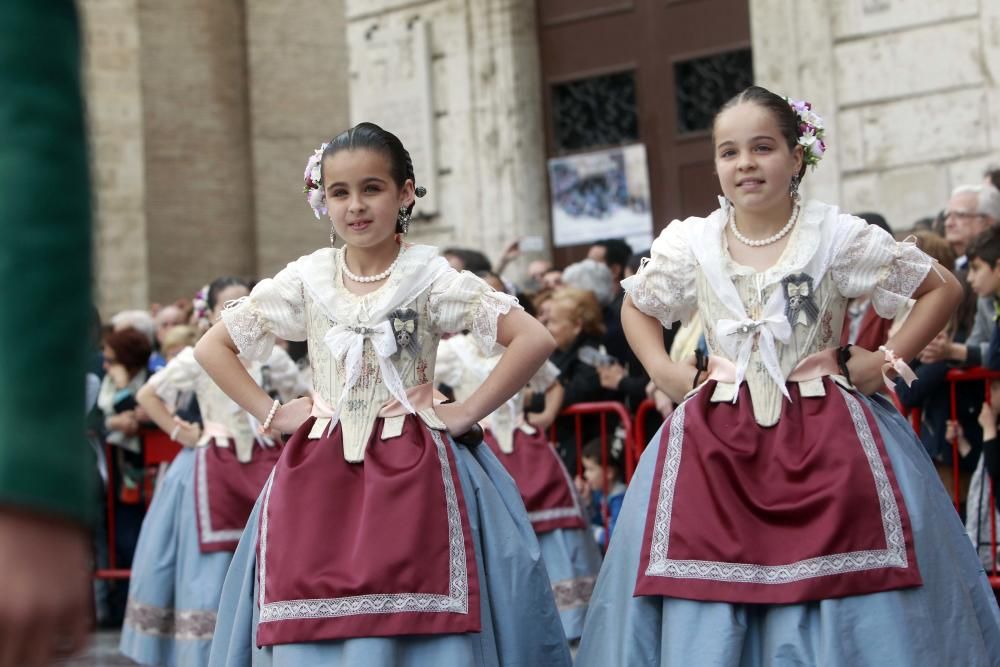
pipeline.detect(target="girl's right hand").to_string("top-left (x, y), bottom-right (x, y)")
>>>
top-left (270, 396), bottom-right (314, 435)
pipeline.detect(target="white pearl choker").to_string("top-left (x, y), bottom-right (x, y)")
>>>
top-left (729, 202), bottom-right (800, 247)
top-left (342, 247), bottom-right (403, 283)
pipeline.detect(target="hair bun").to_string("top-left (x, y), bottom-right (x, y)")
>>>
top-left (415, 186), bottom-right (427, 198)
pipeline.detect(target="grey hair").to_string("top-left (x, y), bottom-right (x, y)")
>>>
top-left (561, 259), bottom-right (615, 307)
top-left (110, 309), bottom-right (156, 346)
top-left (952, 184), bottom-right (1000, 222)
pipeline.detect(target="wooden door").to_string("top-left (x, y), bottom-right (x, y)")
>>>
top-left (537, 0), bottom-right (752, 267)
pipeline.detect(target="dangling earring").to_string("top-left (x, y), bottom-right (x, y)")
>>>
top-left (397, 206), bottom-right (411, 234)
top-left (329, 223), bottom-right (337, 247)
top-left (789, 175), bottom-right (801, 202)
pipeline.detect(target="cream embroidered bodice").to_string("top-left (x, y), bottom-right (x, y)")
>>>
top-left (623, 200), bottom-right (933, 426)
top-left (148, 345), bottom-right (302, 462)
top-left (436, 334), bottom-right (560, 453)
top-left (222, 244), bottom-right (519, 461)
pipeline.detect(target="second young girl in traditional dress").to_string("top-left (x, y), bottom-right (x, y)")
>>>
top-left (120, 278), bottom-right (301, 666)
top-left (197, 123), bottom-right (572, 665)
top-left (435, 274), bottom-right (602, 641)
top-left (576, 86), bottom-right (1000, 665)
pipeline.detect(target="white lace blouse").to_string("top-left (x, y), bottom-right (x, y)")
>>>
top-left (436, 334), bottom-right (560, 453)
top-left (147, 345), bottom-right (302, 462)
top-left (622, 199), bottom-right (933, 426)
top-left (221, 244), bottom-right (520, 461)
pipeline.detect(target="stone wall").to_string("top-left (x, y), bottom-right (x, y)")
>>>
top-left (751, 0), bottom-right (1000, 230)
top-left (344, 0), bottom-right (549, 277)
top-left (81, 0), bottom-right (349, 317)
top-left (246, 1), bottom-right (351, 277)
top-left (138, 0), bottom-right (257, 305)
top-left (80, 0), bottom-right (149, 316)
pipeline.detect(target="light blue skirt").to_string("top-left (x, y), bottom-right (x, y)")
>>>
top-left (208, 438), bottom-right (572, 666)
top-left (120, 448), bottom-right (235, 666)
top-left (576, 393), bottom-right (1000, 666)
top-left (538, 527), bottom-right (602, 640)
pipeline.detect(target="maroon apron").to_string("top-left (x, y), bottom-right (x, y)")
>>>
top-left (484, 428), bottom-right (586, 534)
top-left (194, 439), bottom-right (282, 553)
top-left (634, 378), bottom-right (921, 604)
top-left (254, 414), bottom-right (481, 646)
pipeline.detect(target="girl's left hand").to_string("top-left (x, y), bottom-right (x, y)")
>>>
top-left (434, 401), bottom-right (477, 438)
top-left (845, 346), bottom-right (891, 396)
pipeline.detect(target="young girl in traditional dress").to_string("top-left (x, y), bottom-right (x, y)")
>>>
top-left (120, 277), bottom-right (301, 666)
top-left (435, 274), bottom-right (602, 641)
top-left (197, 123), bottom-right (572, 665)
top-left (576, 86), bottom-right (1000, 665)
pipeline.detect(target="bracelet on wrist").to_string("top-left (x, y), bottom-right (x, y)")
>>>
top-left (170, 425), bottom-right (181, 441)
top-left (260, 399), bottom-right (281, 434)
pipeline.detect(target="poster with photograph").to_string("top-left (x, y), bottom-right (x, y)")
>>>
top-left (548, 143), bottom-right (653, 250)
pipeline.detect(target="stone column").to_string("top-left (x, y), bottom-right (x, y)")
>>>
top-left (80, 0), bottom-right (149, 316)
top-left (138, 0), bottom-right (256, 305)
top-left (245, 0), bottom-right (351, 277)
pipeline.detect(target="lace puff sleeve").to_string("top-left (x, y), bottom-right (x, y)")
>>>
top-left (221, 262), bottom-right (307, 361)
top-left (621, 218), bottom-right (699, 328)
top-left (147, 346), bottom-right (201, 410)
top-left (830, 219), bottom-right (934, 318)
top-left (428, 270), bottom-right (522, 354)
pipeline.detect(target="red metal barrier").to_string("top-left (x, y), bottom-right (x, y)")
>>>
top-left (633, 398), bottom-right (662, 469)
top-left (94, 428), bottom-right (183, 581)
top-left (912, 367), bottom-right (1000, 589)
top-left (548, 401), bottom-right (634, 539)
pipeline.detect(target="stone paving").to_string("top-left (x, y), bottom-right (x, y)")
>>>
top-left (57, 631), bottom-right (132, 667)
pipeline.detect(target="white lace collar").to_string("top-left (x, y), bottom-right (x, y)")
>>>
top-left (294, 244), bottom-right (450, 325)
top-left (709, 198), bottom-right (831, 287)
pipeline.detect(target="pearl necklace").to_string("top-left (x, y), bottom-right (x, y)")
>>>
top-left (342, 247), bottom-right (403, 283)
top-left (729, 202), bottom-right (800, 247)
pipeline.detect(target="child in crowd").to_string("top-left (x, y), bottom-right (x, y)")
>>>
top-left (576, 86), bottom-right (1000, 665)
top-left (436, 276), bottom-right (601, 641)
top-left (196, 123), bottom-right (571, 665)
top-left (575, 438), bottom-right (626, 551)
top-left (962, 226), bottom-right (1000, 567)
top-left (119, 277), bottom-right (301, 666)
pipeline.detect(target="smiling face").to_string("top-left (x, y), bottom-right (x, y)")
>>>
top-left (714, 102), bottom-right (803, 216)
top-left (323, 148), bottom-right (414, 251)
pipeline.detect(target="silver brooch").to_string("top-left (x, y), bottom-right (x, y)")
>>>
top-left (781, 273), bottom-right (819, 327)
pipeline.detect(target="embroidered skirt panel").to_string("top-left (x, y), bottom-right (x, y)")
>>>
top-left (255, 415), bottom-right (481, 645)
top-left (634, 378), bottom-right (921, 603)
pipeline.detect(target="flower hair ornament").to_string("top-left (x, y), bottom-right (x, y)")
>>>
top-left (303, 142), bottom-right (429, 222)
top-left (303, 143), bottom-right (329, 219)
top-left (192, 285), bottom-right (210, 329)
top-left (786, 98), bottom-right (827, 169)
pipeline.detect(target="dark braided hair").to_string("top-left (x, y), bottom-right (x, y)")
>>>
top-left (320, 122), bottom-right (427, 230)
top-left (207, 276), bottom-right (251, 311)
top-left (714, 85), bottom-right (808, 179)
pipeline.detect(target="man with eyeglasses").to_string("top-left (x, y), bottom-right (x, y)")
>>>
top-left (919, 184), bottom-right (1000, 369)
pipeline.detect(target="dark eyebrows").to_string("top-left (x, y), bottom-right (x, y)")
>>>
top-left (715, 135), bottom-right (779, 150)
top-left (326, 176), bottom-right (389, 189)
